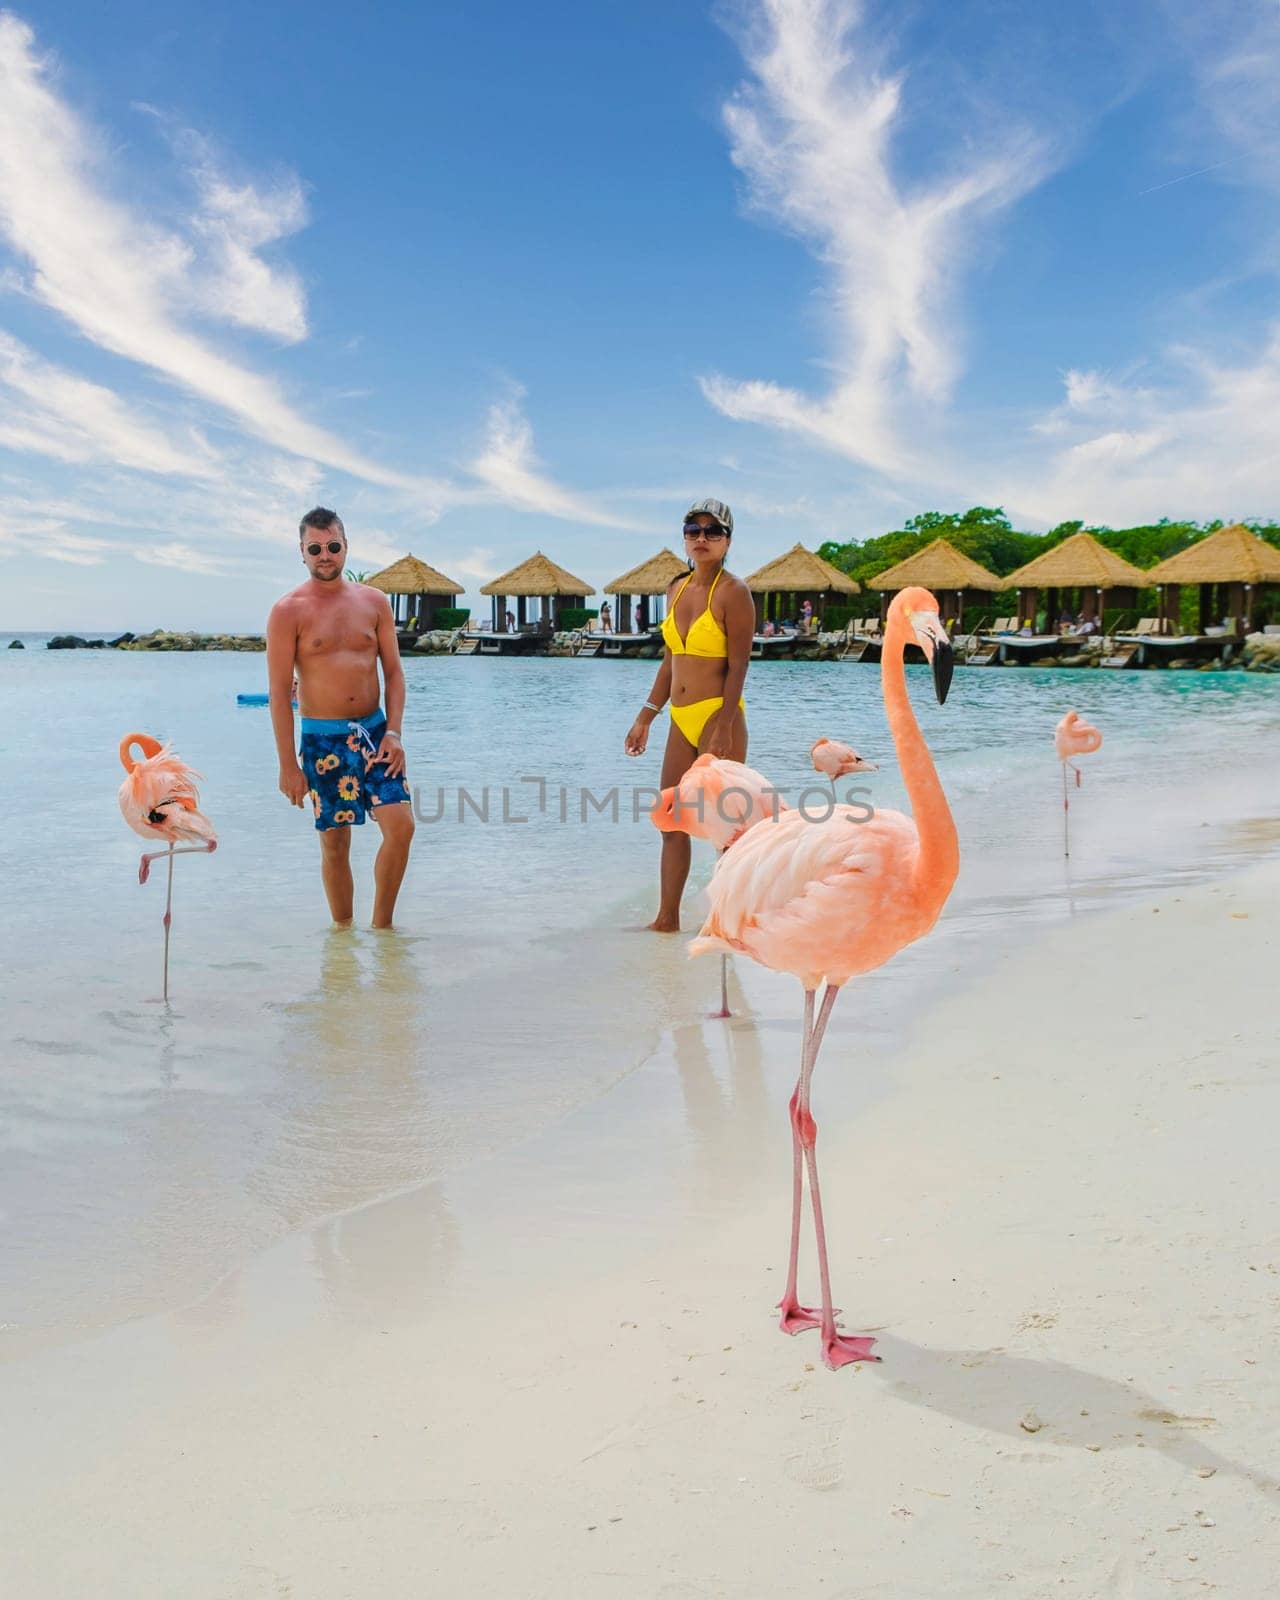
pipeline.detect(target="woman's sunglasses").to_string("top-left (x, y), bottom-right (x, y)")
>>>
top-left (683, 523), bottom-right (728, 540)
top-left (305, 541), bottom-right (344, 556)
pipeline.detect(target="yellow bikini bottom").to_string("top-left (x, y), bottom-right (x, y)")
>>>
top-left (669, 696), bottom-right (746, 748)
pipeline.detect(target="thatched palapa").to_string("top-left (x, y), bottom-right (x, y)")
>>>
top-left (869, 538), bottom-right (1003, 629)
top-left (1002, 532), bottom-right (1147, 631)
top-left (603, 548), bottom-right (689, 632)
top-left (744, 543), bottom-right (859, 630)
top-left (1146, 525), bottom-right (1280, 635)
top-left (364, 553), bottom-right (465, 630)
top-left (480, 551), bottom-right (594, 633)
top-left (870, 538), bottom-right (1003, 593)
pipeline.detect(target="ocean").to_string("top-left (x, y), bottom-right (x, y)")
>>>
top-left (2, 636), bottom-right (1278, 1356)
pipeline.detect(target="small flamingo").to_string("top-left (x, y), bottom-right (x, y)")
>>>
top-left (810, 737), bottom-right (878, 799)
top-left (653, 586), bottom-right (958, 1370)
top-left (118, 733), bottom-right (217, 999)
top-left (651, 756), bottom-right (788, 1018)
top-left (1054, 710), bottom-right (1102, 858)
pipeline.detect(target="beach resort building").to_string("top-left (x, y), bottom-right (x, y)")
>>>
top-left (744, 543), bottom-right (860, 631)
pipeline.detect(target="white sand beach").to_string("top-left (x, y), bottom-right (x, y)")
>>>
top-left (5, 853), bottom-right (1278, 1598)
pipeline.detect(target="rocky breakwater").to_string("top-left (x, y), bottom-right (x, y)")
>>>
top-left (118, 630), bottom-right (264, 651)
top-left (412, 629), bottom-right (464, 654)
top-left (1242, 632), bottom-right (1280, 673)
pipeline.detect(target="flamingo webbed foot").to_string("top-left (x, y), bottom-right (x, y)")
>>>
top-left (778, 1298), bottom-right (828, 1336)
top-left (822, 1332), bottom-right (879, 1369)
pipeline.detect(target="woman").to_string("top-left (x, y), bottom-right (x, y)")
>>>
top-left (624, 498), bottom-right (755, 931)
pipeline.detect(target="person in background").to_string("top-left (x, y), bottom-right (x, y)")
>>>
top-left (600, 601), bottom-right (613, 633)
top-left (624, 499), bottom-right (754, 932)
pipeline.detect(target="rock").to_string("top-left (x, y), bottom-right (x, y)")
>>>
top-left (7, 639), bottom-right (23, 648)
top-left (1242, 634), bottom-right (1280, 672)
top-left (107, 632), bottom-right (135, 648)
top-left (1019, 1410), bottom-right (1046, 1433)
top-left (46, 634), bottom-right (89, 649)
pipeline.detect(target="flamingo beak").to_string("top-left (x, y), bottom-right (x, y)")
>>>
top-left (911, 611), bottom-right (954, 704)
top-left (843, 756), bottom-right (879, 773)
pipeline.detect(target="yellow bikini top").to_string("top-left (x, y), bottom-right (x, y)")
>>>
top-left (662, 567), bottom-right (728, 658)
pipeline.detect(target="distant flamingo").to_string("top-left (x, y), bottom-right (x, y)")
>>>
top-left (653, 586), bottom-right (958, 1369)
top-left (810, 737), bottom-right (878, 799)
top-left (118, 733), bottom-right (217, 999)
top-left (1054, 710), bottom-right (1102, 858)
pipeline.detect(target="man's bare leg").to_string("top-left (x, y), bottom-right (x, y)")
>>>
top-left (319, 827), bottom-right (355, 925)
top-left (371, 803), bottom-right (414, 929)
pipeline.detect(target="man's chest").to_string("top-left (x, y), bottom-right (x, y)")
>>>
top-left (297, 606), bottom-right (378, 656)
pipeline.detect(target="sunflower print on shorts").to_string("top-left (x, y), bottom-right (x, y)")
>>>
top-left (298, 714), bottom-right (410, 832)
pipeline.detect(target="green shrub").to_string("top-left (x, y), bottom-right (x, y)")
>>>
top-left (821, 605), bottom-right (860, 633)
top-left (559, 608), bottom-right (598, 631)
top-left (433, 607), bottom-right (470, 629)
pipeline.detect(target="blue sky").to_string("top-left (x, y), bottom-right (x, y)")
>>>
top-left (2, 0), bottom-right (1279, 630)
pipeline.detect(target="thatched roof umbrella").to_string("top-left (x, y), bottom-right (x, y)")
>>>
top-left (868, 538), bottom-right (1004, 630)
top-left (744, 543), bottom-right (860, 631)
top-left (1146, 524), bottom-right (1280, 635)
top-left (363, 553), bottom-right (465, 630)
top-left (1002, 532), bottom-right (1148, 632)
top-left (604, 547), bottom-right (689, 632)
top-left (480, 551), bottom-right (594, 633)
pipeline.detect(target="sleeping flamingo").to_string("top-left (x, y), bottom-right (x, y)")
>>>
top-left (1054, 710), bottom-right (1102, 858)
top-left (810, 737), bottom-right (878, 798)
top-left (118, 733), bottom-right (217, 1000)
top-left (653, 586), bottom-right (958, 1369)
top-left (650, 756), bottom-right (791, 1019)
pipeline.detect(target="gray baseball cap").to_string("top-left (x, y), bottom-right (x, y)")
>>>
top-left (684, 497), bottom-right (733, 534)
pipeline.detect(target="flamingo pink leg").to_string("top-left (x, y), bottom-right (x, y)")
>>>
top-left (708, 953), bottom-right (731, 1020)
top-left (795, 983), bottom-right (878, 1368)
top-left (138, 839), bottom-right (217, 885)
top-left (1062, 763), bottom-right (1070, 858)
top-left (779, 989), bottom-right (824, 1334)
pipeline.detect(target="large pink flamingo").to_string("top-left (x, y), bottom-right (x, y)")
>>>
top-left (653, 586), bottom-right (958, 1369)
top-left (1054, 710), bottom-right (1102, 858)
top-left (118, 733), bottom-right (217, 999)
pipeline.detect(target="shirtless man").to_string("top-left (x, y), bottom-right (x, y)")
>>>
top-left (266, 508), bottom-right (415, 928)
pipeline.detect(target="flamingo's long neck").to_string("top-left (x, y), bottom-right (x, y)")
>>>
top-left (882, 612), bottom-right (959, 913)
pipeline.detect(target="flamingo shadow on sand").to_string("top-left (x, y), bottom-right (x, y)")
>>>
top-left (654, 586), bottom-right (959, 1370)
top-left (870, 1334), bottom-right (1279, 1495)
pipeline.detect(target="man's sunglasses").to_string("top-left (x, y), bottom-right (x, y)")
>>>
top-left (305, 541), bottom-right (344, 556)
top-left (683, 522), bottom-right (728, 540)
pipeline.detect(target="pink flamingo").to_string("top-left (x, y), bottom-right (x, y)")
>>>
top-left (810, 737), bottom-right (878, 798)
top-left (651, 756), bottom-right (790, 1019)
top-left (1054, 710), bottom-right (1102, 858)
top-left (653, 586), bottom-right (958, 1369)
top-left (118, 733), bottom-right (217, 1000)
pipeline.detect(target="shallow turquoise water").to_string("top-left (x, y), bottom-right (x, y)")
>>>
top-left (1, 640), bottom-right (1277, 1352)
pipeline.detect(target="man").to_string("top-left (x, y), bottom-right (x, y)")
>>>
top-left (266, 508), bottom-right (415, 928)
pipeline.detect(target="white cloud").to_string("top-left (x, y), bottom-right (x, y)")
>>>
top-left (132, 540), bottom-right (230, 575)
top-left (998, 327), bottom-right (1280, 524)
top-left (0, 15), bottom-right (443, 496)
top-left (703, 0), bottom-right (1052, 473)
top-left (187, 158), bottom-right (310, 342)
top-left (0, 332), bottom-right (218, 476)
top-left (468, 388), bottom-right (652, 530)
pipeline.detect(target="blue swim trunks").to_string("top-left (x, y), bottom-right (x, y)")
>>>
top-left (299, 711), bottom-right (410, 831)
